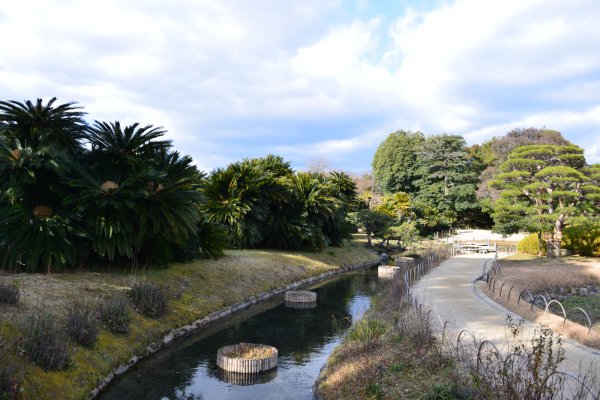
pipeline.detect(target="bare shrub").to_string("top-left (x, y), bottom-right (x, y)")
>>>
top-left (396, 303), bottom-right (435, 357)
top-left (65, 301), bottom-right (98, 347)
top-left (462, 316), bottom-right (595, 400)
top-left (18, 310), bottom-right (69, 371)
top-left (98, 293), bottom-right (130, 333)
top-left (0, 282), bottom-right (19, 305)
top-left (129, 280), bottom-right (169, 318)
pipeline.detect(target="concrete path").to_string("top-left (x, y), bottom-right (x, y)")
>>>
top-left (412, 254), bottom-right (600, 392)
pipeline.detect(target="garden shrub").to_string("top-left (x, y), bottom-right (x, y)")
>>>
top-left (562, 222), bottom-right (600, 257)
top-left (0, 282), bottom-right (19, 305)
top-left (129, 280), bottom-right (169, 318)
top-left (65, 301), bottom-right (98, 347)
top-left (99, 293), bottom-right (131, 333)
top-left (517, 233), bottom-right (546, 256)
top-left (18, 310), bottom-right (69, 371)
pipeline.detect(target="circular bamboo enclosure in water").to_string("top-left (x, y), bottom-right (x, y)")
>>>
top-left (285, 290), bottom-right (317, 304)
top-left (217, 343), bottom-right (278, 374)
top-left (378, 265), bottom-right (401, 278)
top-left (395, 256), bottom-right (415, 267)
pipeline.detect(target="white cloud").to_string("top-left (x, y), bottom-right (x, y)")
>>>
top-left (463, 106), bottom-right (600, 164)
top-left (1, 0), bottom-right (600, 171)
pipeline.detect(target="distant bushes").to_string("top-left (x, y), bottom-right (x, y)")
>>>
top-left (202, 156), bottom-right (357, 250)
top-left (518, 224), bottom-right (600, 257)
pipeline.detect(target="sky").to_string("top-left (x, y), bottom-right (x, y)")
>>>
top-left (1, 0), bottom-right (599, 172)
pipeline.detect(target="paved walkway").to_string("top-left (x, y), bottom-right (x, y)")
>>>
top-left (411, 254), bottom-right (599, 391)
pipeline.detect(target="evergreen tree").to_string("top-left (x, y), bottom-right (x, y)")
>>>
top-left (490, 145), bottom-right (600, 257)
top-left (372, 130), bottom-right (424, 194)
top-left (413, 134), bottom-right (483, 232)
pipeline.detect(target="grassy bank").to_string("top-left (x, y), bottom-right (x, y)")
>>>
top-left (316, 285), bottom-right (458, 399)
top-left (0, 240), bottom-right (378, 400)
top-left (315, 253), bottom-right (460, 400)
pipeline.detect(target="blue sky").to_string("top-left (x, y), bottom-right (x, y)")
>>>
top-left (1, 0), bottom-right (599, 172)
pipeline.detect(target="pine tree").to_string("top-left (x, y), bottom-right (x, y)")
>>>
top-left (490, 145), bottom-right (600, 257)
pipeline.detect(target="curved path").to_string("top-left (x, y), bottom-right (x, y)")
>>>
top-left (411, 254), bottom-right (599, 391)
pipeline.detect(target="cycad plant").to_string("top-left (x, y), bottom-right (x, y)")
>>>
top-left (201, 156), bottom-right (357, 251)
top-left (0, 98), bottom-right (88, 271)
top-left (0, 97), bottom-right (226, 271)
top-left (71, 121), bottom-right (205, 266)
top-left (202, 161), bottom-right (271, 248)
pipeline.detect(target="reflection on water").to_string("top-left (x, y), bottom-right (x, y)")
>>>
top-left (100, 267), bottom-right (381, 400)
top-left (216, 368), bottom-right (278, 386)
top-left (284, 300), bottom-right (317, 309)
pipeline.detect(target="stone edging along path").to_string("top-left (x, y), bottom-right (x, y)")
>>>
top-left (89, 258), bottom-right (380, 399)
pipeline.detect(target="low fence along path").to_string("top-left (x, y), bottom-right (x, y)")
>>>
top-left (411, 254), bottom-right (599, 387)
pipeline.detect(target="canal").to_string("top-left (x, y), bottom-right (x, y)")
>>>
top-left (100, 266), bottom-right (381, 400)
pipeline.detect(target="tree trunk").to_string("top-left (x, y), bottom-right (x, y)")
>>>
top-left (553, 215), bottom-right (565, 258)
top-left (545, 232), bottom-right (556, 258)
top-left (366, 229), bottom-right (372, 247)
top-left (537, 231), bottom-right (543, 257)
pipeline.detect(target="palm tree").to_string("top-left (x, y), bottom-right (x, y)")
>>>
top-left (136, 151), bottom-right (204, 264)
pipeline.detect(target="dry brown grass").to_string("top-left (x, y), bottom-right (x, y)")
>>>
top-left (484, 255), bottom-right (600, 349)
top-left (483, 284), bottom-right (600, 350)
top-left (318, 338), bottom-right (456, 400)
top-left (222, 343), bottom-right (276, 359)
top-left (494, 255), bottom-right (600, 293)
top-left (0, 244), bottom-right (376, 323)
